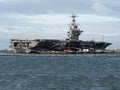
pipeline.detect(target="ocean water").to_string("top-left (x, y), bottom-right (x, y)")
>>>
top-left (0, 54), bottom-right (120, 90)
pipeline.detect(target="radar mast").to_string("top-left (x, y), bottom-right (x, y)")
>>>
top-left (67, 14), bottom-right (83, 41)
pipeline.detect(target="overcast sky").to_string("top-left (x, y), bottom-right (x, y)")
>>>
top-left (0, 0), bottom-right (120, 49)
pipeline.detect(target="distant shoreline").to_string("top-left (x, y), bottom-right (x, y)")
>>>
top-left (0, 49), bottom-right (13, 53)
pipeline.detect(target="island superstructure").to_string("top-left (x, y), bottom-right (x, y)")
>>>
top-left (10, 15), bottom-right (111, 54)
top-left (67, 15), bottom-right (83, 41)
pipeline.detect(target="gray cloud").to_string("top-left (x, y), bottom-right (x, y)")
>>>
top-left (0, 0), bottom-right (106, 14)
top-left (0, 0), bottom-right (119, 17)
top-left (0, 0), bottom-right (90, 14)
top-left (0, 0), bottom-right (119, 16)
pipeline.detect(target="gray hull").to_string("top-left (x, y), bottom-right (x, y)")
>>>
top-left (10, 39), bottom-right (111, 54)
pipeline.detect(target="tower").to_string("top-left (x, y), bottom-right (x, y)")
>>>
top-left (67, 14), bottom-right (83, 41)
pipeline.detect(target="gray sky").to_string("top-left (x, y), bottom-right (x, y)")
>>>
top-left (0, 0), bottom-right (120, 49)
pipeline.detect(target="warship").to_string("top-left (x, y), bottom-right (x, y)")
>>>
top-left (10, 15), bottom-right (111, 54)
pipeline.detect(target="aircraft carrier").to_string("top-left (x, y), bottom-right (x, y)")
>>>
top-left (10, 15), bottom-right (111, 54)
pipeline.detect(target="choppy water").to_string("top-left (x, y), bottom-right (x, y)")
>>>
top-left (0, 54), bottom-right (120, 90)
